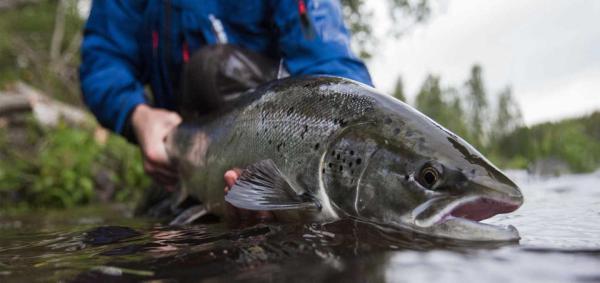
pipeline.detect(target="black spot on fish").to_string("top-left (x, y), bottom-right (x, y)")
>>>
top-left (268, 140), bottom-right (272, 145)
top-left (277, 143), bottom-right (283, 152)
top-left (356, 158), bottom-right (362, 165)
top-left (349, 162), bottom-right (353, 167)
top-left (404, 175), bottom-right (409, 181)
top-left (393, 128), bottom-right (400, 135)
top-left (384, 117), bottom-right (392, 124)
top-left (322, 168), bottom-right (325, 174)
top-left (342, 158), bottom-right (346, 163)
top-left (336, 154), bottom-right (340, 160)
top-left (300, 125), bottom-right (308, 139)
top-left (287, 107), bottom-right (294, 115)
top-left (328, 163), bottom-right (333, 168)
top-left (339, 166), bottom-right (343, 172)
top-left (350, 150), bottom-right (354, 155)
top-left (332, 151), bottom-right (336, 156)
top-left (314, 143), bottom-right (320, 150)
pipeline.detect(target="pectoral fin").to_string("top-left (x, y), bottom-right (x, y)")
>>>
top-left (225, 159), bottom-right (320, 211)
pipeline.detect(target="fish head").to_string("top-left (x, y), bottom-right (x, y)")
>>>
top-left (323, 92), bottom-right (523, 242)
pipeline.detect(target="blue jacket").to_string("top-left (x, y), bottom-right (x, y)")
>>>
top-left (80, 0), bottom-right (373, 135)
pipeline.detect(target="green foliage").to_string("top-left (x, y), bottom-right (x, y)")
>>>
top-left (464, 64), bottom-right (489, 148)
top-left (414, 75), bottom-right (470, 141)
top-left (490, 87), bottom-right (523, 141)
top-left (415, 75), bottom-right (445, 118)
top-left (0, 118), bottom-right (150, 210)
top-left (492, 114), bottom-right (600, 172)
top-left (408, 65), bottom-right (598, 173)
top-left (0, 0), bottom-right (83, 104)
top-left (392, 77), bottom-right (406, 102)
top-left (340, 0), bottom-right (431, 58)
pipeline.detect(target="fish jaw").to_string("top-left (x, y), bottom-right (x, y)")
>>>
top-left (430, 216), bottom-right (520, 242)
top-left (408, 194), bottom-right (523, 242)
top-left (431, 197), bottom-right (521, 241)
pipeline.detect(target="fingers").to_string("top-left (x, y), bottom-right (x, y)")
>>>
top-left (223, 170), bottom-right (239, 189)
top-left (223, 169), bottom-right (242, 190)
top-left (142, 142), bottom-right (178, 187)
top-left (143, 159), bottom-right (178, 187)
top-left (131, 105), bottom-right (182, 189)
top-left (142, 143), bottom-right (177, 179)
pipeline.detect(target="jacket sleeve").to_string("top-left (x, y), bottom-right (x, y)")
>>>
top-left (79, 0), bottom-right (148, 134)
top-left (270, 0), bottom-right (373, 86)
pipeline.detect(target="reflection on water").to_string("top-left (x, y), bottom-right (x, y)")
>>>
top-left (0, 171), bottom-right (599, 282)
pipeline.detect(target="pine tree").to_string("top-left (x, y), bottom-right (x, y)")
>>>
top-left (464, 64), bottom-right (489, 148)
top-left (392, 77), bottom-right (406, 102)
top-left (492, 87), bottom-right (523, 140)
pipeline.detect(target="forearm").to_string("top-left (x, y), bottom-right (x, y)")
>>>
top-left (79, 0), bottom-right (147, 135)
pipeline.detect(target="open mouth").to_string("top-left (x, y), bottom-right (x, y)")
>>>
top-left (446, 197), bottom-right (521, 222)
top-left (411, 196), bottom-right (522, 241)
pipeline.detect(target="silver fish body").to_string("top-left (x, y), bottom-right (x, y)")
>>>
top-left (167, 76), bottom-right (524, 241)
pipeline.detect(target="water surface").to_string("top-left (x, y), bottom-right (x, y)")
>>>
top-left (1, 171), bottom-right (599, 282)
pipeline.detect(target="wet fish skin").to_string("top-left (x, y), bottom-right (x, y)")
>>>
top-left (167, 76), bottom-right (523, 241)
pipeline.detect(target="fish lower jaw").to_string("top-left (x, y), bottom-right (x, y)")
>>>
top-left (410, 197), bottom-right (522, 242)
top-left (415, 196), bottom-right (521, 227)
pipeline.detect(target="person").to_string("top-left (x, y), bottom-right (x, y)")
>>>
top-left (79, 0), bottom-right (372, 218)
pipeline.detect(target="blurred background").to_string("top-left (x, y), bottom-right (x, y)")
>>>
top-left (0, 0), bottom-right (598, 212)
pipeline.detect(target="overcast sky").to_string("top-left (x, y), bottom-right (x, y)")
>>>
top-left (366, 0), bottom-right (600, 125)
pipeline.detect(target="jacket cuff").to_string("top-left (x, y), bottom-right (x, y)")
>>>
top-left (121, 107), bottom-right (139, 144)
top-left (115, 97), bottom-right (147, 144)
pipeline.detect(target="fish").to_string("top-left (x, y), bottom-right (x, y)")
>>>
top-left (166, 76), bottom-right (524, 241)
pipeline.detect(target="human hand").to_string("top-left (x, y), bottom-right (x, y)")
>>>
top-left (131, 104), bottom-right (182, 189)
top-left (224, 169), bottom-right (274, 224)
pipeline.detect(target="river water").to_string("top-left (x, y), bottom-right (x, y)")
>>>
top-left (1, 171), bottom-right (599, 282)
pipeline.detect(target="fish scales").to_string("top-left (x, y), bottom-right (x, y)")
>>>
top-left (170, 77), bottom-right (376, 216)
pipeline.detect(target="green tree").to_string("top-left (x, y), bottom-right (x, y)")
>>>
top-left (414, 75), bottom-right (469, 138)
top-left (464, 64), bottom-right (489, 148)
top-left (492, 112), bottom-right (600, 172)
top-left (392, 77), bottom-right (406, 102)
top-left (491, 87), bottom-right (523, 140)
top-left (443, 87), bottom-right (470, 139)
top-left (340, 0), bottom-right (431, 58)
top-left (415, 75), bottom-right (444, 119)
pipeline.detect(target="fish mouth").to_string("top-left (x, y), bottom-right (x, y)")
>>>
top-left (411, 196), bottom-right (522, 242)
top-left (444, 197), bottom-right (520, 222)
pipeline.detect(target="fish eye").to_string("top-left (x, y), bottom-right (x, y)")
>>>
top-left (418, 166), bottom-right (440, 189)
